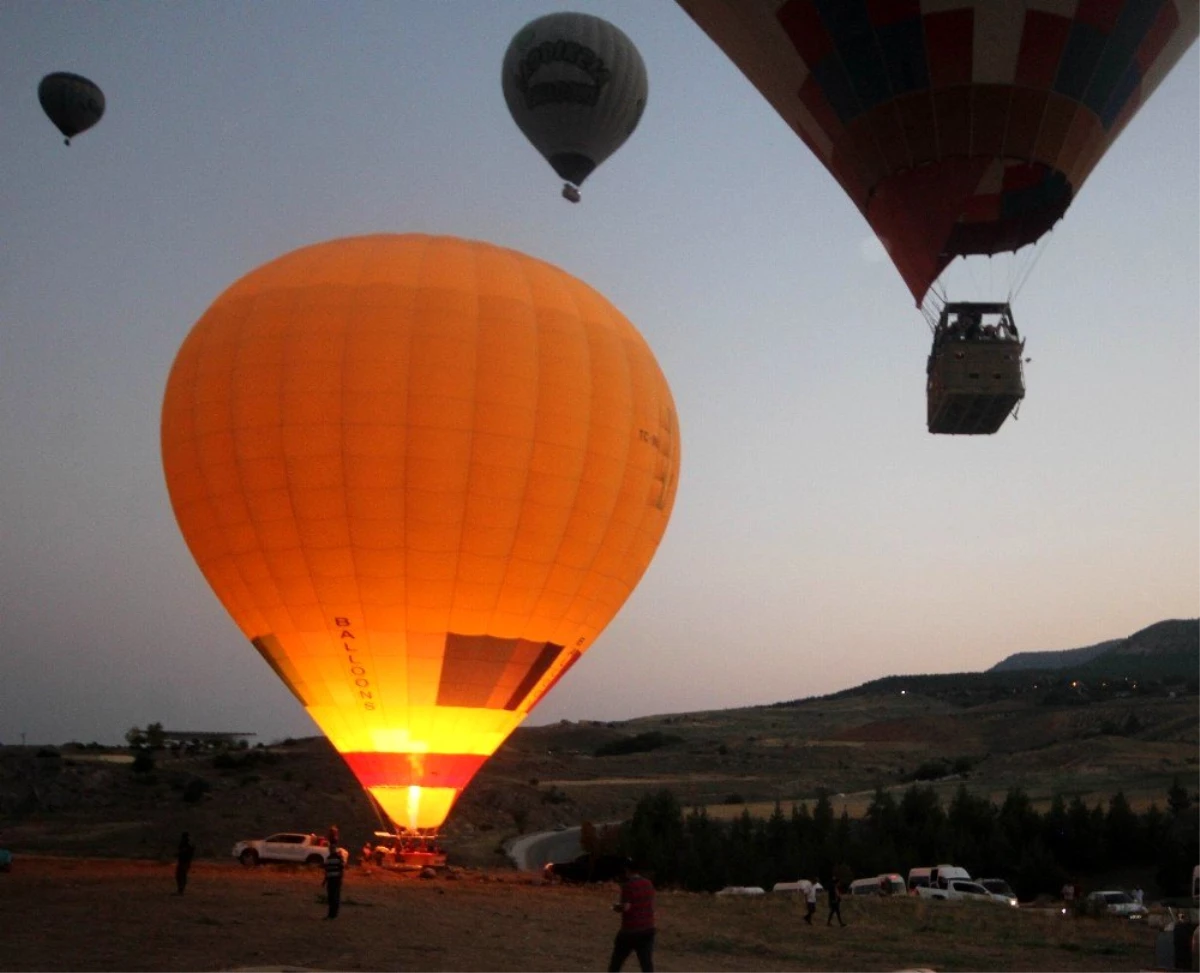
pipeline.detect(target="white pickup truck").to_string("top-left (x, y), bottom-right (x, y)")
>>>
top-left (919, 877), bottom-right (998, 903)
top-left (232, 832), bottom-right (348, 867)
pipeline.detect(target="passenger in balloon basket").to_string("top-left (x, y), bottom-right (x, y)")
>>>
top-left (322, 843), bottom-right (345, 919)
top-left (608, 859), bottom-right (656, 972)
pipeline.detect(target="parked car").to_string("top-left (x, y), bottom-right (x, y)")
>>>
top-left (232, 832), bottom-right (348, 867)
top-left (1085, 890), bottom-right (1149, 919)
top-left (542, 853), bottom-right (627, 884)
top-left (979, 878), bottom-right (1019, 907)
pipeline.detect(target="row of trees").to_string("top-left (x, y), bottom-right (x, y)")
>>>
top-left (614, 781), bottom-right (1198, 901)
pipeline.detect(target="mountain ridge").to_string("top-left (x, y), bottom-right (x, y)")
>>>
top-left (988, 618), bottom-right (1198, 673)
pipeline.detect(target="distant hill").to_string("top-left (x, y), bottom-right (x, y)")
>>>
top-left (989, 619), bottom-right (1199, 675)
top-left (988, 638), bottom-right (1120, 672)
top-left (807, 618), bottom-right (1198, 710)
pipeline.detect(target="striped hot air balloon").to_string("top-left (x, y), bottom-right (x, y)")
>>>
top-left (677, 0), bottom-right (1198, 306)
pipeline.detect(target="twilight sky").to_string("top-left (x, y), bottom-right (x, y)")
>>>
top-left (1, 2), bottom-right (1196, 747)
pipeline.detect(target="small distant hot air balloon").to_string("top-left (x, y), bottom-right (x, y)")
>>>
top-left (161, 234), bottom-right (680, 835)
top-left (38, 72), bottom-right (105, 145)
top-left (502, 11), bottom-right (648, 202)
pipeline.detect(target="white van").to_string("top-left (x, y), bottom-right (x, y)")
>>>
top-left (849, 873), bottom-right (907, 896)
top-left (850, 876), bottom-right (882, 896)
top-left (772, 879), bottom-right (822, 896)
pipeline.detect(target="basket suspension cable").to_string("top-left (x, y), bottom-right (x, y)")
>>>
top-left (921, 286), bottom-right (945, 332)
top-left (1010, 227), bottom-right (1055, 305)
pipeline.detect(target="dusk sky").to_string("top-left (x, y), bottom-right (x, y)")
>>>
top-left (2, 1), bottom-right (1196, 748)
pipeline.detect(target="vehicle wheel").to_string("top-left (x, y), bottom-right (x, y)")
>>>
top-left (305, 854), bottom-right (324, 866)
top-left (239, 849), bottom-right (259, 867)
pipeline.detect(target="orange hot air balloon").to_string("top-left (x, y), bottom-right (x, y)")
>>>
top-left (161, 234), bottom-right (680, 831)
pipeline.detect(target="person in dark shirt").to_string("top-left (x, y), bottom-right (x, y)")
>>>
top-left (323, 844), bottom-right (345, 919)
top-left (827, 879), bottom-right (846, 927)
top-left (175, 832), bottom-right (195, 895)
top-left (609, 859), bottom-right (655, 972)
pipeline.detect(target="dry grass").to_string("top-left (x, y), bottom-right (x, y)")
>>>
top-left (0, 857), bottom-right (1168, 972)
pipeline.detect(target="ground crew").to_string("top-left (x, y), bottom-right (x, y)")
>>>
top-left (323, 844), bottom-right (345, 919)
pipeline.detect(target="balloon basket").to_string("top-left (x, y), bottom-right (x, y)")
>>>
top-left (926, 303), bottom-right (1025, 435)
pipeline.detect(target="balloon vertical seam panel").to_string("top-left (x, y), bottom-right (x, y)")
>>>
top-left (168, 297), bottom-right (274, 645)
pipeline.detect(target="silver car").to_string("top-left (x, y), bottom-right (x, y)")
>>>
top-left (1085, 890), bottom-right (1149, 918)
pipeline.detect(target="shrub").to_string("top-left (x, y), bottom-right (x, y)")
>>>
top-left (131, 752), bottom-right (155, 774)
top-left (541, 787), bottom-right (570, 805)
top-left (182, 778), bottom-right (210, 803)
top-left (594, 731), bottom-right (682, 757)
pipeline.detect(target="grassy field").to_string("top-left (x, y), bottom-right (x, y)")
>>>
top-left (0, 856), bottom-right (1180, 972)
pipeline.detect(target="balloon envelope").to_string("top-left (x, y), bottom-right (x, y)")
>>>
top-left (38, 72), bottom-right (105, 142)
top-left (677, 0), bottom-right (1198, 305)
top-left (502, 11), bottom-right (648, 188)
top-left (161, 234), bottom-right (680, 831)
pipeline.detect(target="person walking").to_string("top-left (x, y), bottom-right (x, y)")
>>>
top-left (826, 879), bottom-right (846, 927)
top-left (175, 832), bottom-right (195, 894)
top-left (608, 859), bottom-right (655, 972)
top-left (804, 880), bottom-right (818, 924)
top-left (323, 844), bottom-right (345, 919)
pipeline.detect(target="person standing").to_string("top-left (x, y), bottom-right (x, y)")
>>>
top-left (804, 880), bottom-right (818, 924)
top-left (175, 832), bottom-right (195, 895)
top-left (608, 859), bottom-right (655, 972)
top-left (826, 879), bottom-right (846, 927)
top-left (323, 844), bottom-right (345, 919)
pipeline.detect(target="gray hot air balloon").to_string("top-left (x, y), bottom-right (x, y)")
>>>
top-left (502, 12), bottom-right (647, 203)
top-left (38, 72), bottom-right (105, 145)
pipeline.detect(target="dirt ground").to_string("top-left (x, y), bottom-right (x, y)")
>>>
top-left (0, 856), bottom-right (1169, 972)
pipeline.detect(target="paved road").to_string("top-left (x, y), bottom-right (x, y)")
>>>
top-left (507, 827), bottom-right (583, 871)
